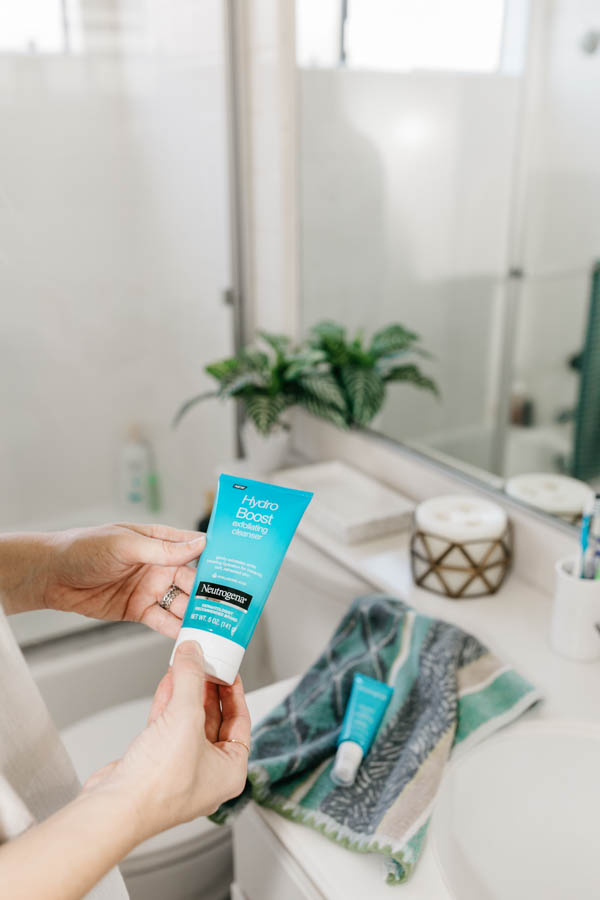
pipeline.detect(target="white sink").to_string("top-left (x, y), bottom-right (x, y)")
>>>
top-left (432, 720), bottom-right (600, 900)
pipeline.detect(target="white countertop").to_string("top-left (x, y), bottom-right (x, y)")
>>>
top-left (248, 520), bottom-right (600, 899)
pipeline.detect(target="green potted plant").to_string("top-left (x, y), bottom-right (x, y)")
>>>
top-left (174, 322), bottom-right (436, 471)
top-left (306, 320), bottom-right (437, 427)
top-left (174, 332), bottom-right (348, 472)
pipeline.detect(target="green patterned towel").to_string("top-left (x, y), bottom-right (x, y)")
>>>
top-left (212, 595), bottom-right (540, 884)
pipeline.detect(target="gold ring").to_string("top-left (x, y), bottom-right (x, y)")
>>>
top-left (224, 738), bottom-right (250, 753)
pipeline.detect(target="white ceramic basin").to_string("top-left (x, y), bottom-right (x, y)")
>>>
top-left (432, 720), bottom-right (600, 900)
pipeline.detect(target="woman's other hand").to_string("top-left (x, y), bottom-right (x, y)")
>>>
top-left (0, 642), bottom-right (251, 900)
top-left (39, 523), bottom-right (205, 637)
top-left (82, 642), bottom-right (251, 839)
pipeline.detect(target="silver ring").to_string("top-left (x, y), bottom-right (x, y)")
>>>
top-left (158, 584), bottom-right (183, 611)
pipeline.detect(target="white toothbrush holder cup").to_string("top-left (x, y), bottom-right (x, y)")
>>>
top-left (551, 557), bottom-right (600, 661)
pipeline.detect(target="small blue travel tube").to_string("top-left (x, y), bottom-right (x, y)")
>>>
top-left (331, 673), bottom-right (394, 787)
top-left (171, 473), bottom-right (312, 684)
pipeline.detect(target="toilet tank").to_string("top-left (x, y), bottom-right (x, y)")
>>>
top-left (258, 534), bottom-right (374, 682)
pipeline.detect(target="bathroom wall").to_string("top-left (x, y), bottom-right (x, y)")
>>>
top-left (298, 67), bottom-right (522, 466)
top-left (512, 0), bottom-right (600, 429)
top-left (0, 0), bottom-right (235, 530)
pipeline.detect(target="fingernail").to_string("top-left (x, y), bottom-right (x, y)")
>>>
top-left (192, 534), bottom-right (206, 543)
top-left (179, 640), bottom-right (203, 658)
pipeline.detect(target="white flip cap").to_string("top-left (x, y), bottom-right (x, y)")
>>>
top-left (331, 740), bottom-right (364, 787)
top-left (171, 628), bottom-right (245, 685)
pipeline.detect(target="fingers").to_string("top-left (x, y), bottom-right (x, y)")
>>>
top-left (217, 676), bottom-right (251, 748)
top-left (125, 531), bottom-right (206, 569)
top-left (136, 565), bottom-right (195, 638)
top-left (203, 681), bottom-right (222, 743)
top-left (170, 641), bottom-right (206, 711)
top-left (118, 523), bottom-right (206, 544)
top-left (171, 565), bottom-right (196, 607)
top-left (150, 565), bottom-right (196, 621)
top-left (148, 671), bottom-right (174, 724)
top-left (140, 603), bottom-right (182, 639)
top-left (167, 589), bottom-right (190, 620)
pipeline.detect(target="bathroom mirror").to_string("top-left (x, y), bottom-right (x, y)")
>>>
top-left (295, 0), bottom-right (600, 526)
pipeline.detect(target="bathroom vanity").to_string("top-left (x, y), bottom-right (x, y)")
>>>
top-left (230, 517), bottom-right (600, 900)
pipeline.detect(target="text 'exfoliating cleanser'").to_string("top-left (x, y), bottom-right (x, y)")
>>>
top-left (171, 473), bottom-right (313, 684)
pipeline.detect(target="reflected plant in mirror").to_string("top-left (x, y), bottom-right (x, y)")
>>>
top-left (307, 321), bottom-right (437, 428)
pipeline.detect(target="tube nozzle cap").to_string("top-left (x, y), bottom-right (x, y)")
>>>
top-left (331, 740), bottom-right (364, 787)
top-left (171, 628), bottom-right (244, 685)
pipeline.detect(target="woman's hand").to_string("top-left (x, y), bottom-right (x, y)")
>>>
top-left (83, 641), bottom-right (251, 839)
top-left (0, 643), bottom-right (251, 900)
top-left (1, 524), bottom-right (205, 638)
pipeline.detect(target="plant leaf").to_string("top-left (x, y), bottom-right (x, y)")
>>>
top-left (284, 349), bottom-right (328, 380)
top-left (205, 357), bottom-right (242, 383)
top-left (172, 391), bottom-right (218, 428)
top-left (383, 364), bottom-right (438, 395)
top-left (308, 320), bottom-right (346, 344)
top-left (223, 371), bottom-right (266, 396)
top-left (243, 393), bottom-right (287, 435)
top-left (296, 393), bottom-right (349, 429)
top-left (370, 324), bottom-right (419, 358)
top-left (341, 365), bottom-right (386, 427)
top-left (241, 349), bottom-right (271, 374)
top-left (298, 373), bottom-right (347, 412)
top-left (307, 321), bottom-right (350, 366)
top-left (258, 332), bottom-right (292, 357)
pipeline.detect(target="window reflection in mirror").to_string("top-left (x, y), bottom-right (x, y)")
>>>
top-left (296, 0), bottom-right (600, 526)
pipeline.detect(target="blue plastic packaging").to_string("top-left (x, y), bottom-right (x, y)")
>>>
top-left (171, 473), bottom-right (312, 684)
top-left (331, 673), bottom-right (393, 786)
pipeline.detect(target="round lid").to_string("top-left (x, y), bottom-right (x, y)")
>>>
top-left (171, 629), bottom-right (245, 685)
top-left (505, 473), bottom-right (593, 515)
top-left (415, 495), bottom-right (507, 542)
top-left (331, 740), bottom-right (363, 787)
top-left (60, 697), bottom-right (220, 859)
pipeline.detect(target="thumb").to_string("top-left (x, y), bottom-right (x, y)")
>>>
top-left (147, 671), bottom-right (174, 725)
top-left (170, 641), bottom-right (206, 710)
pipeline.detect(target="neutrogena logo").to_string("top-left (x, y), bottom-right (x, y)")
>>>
top-left (197, 581), bottom-right (252, 612)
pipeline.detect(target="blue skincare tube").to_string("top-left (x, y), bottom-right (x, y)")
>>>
top-left (331, 673), bottom-right (393, 787)
top-left (171, 473), bottom-right (312, 684)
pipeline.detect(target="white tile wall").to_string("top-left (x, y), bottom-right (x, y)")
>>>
top-left (0, 1), bottom-right (235, 530)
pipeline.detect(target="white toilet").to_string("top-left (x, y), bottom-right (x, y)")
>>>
top-left (61, 679), bottom-right (298, 900)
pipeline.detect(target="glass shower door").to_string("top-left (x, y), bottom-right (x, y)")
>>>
top-left (0, 0), bottom-right (236, 642)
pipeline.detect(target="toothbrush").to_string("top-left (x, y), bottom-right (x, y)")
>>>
top-left (584, 494), bottom-right (600, 579)
top-left (579, 502), bottom-right (592, 578)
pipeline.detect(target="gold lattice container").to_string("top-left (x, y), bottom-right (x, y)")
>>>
top-left (410, 521), bottom-right (512, 599)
